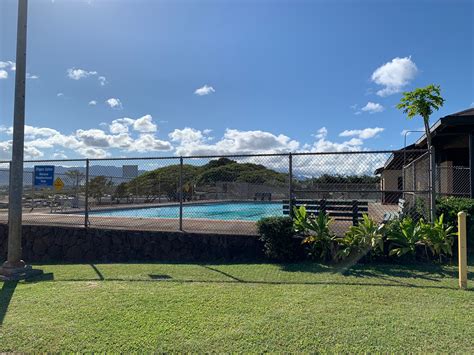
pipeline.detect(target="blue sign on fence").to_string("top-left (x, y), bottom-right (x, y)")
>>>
top-left (34, 165), bottom-right (55, 187)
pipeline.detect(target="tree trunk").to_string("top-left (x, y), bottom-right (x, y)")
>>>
top-left (423, 117), bottom-right (432, 149)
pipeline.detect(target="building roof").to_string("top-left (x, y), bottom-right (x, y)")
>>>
top-left (374, 143), bottom-right (424, 174)
top-left (415, 107), bottom-right (474, 146)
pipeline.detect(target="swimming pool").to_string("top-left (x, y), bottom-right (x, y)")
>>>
top-left (89, 202), bottom-right (284, 221)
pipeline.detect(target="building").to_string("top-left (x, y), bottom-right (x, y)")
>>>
top-left (375, 108), bottom-right (474, 204)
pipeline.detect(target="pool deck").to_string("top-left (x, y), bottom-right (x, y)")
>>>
top-left (0, 201), bottom-right (397, 236)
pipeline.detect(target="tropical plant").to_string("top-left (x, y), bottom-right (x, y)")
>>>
top-left (422, 214), bottom-right (456, 260)
top-left (336, 214), bottom-right (384, 260)
top-left (397, 84), bottom-right (445, 149)
top-left (293, 206), bottom-right (335, 261)
top-left (387, 217), bottom-right (425, 257)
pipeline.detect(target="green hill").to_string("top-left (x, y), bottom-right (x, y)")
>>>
top-left (119, 158), bottom-right (288, 201)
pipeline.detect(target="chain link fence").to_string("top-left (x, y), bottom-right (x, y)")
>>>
top-left (0, 149), bottom-right (441, 235)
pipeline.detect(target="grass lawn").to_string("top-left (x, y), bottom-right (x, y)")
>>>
top-left (1, 261), bottom-right (473, 352)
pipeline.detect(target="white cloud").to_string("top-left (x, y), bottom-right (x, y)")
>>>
top-left (77, 147), bottom-right (109, 159)
top-left (88, 100), bottom-right (97, 105)
top-left (26, 73), bottom-right (39, 80)
top-left (109, 115), bottom-right (158, 134)
top-left (0, 61), bottom-right (15, 71)
top-left (67, 68), bottom-right (97, 80)
top-left (128, 134), bottom-right (173, 153)
top-left (173, 128), bottom-right (299, 156)
top-left (194, 84), bottom-right (215, 96)
top-left (57, 92), bottom-right (64, 97)
top-left (109, 118), bottom-right (134, 134)
top-left (133, 114), bottom-right (157, 133)
top-left (75, 129), bottom-right (112, 147)
top-left (371, 56), bottom-right (418, 97)
top-left (169, 127), bottom-right (205, 143)
top-left (98, 76), bottom-right (107, 86)
top-left (339, 127), bottom-right (384, 139)
top-left (361, 102), bottom-right (384, 114)
top-left (0, 140), bottom-right (43, 160)
top-left (106, 98), bottom-right (123, 110)
top-left (314, 127), bottom-right (328, 139)
top-left (53, 151), bottom-right (68, 159)
top-left (0, 70), bottom-right (7, 79)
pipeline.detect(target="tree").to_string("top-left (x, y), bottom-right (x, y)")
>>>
top-left (397, 84), bottom-right (444, 222)
top-left (65, 169), bottom-right (85, 196)
top-left (88, 176), bottom-right (113, 204)
top-left (396, 84), bottom-right (445, 149)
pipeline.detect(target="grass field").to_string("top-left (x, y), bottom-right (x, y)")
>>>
top-left (1, 261), bottom-right (473, 352)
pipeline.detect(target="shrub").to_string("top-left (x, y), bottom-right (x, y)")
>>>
top-left (385, 214), bottom-right (455, 261)
top-left (436, 197), bottom-right (474, 226)
top-left (436, 197), bottom-right (474, 251)
top-left (256, 217), bottom-right (301, 261)
top-left (336, 214), bottom-right (384, 261)
top-left (293, 206), bottom-right (335, 261)
top-left (387, 217), bottom-right (425, 258)
top-left (422, 214), bottom-right (455, 261)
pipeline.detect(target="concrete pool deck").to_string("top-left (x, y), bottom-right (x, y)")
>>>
top-left (0, 201), bottom-right (397, 236)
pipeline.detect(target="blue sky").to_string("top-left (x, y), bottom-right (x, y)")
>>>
top-left (0, 0), bottom-right (472, 160)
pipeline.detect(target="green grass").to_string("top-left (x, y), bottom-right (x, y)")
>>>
top-left (1, 261), bottom-right (473, 352)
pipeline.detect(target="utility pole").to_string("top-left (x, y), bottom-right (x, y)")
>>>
top-left (1, 0), bottom-right (41, 280)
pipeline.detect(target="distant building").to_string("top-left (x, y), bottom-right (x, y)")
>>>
top-left (122, 165), bottom-right (138, 179)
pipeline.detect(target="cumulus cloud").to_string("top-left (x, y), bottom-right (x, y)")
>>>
top-left (98, 76), bottom-right (107, 86)
top-left (106, 98), bottom-right (123, 110)
top-left (133, 114), bottom-right (157, 133)
top-left (173, 128), bottom-right (299, 156)
top-left (339, 127), bottom-right (384, 139)
top-left (67, 68), bottom-right (98, 80)
top-left (314, 127), bottom-right (328, 139)
top-left (0, 70), bottom-right (7, 79)
top-left (128, 134), bottom-right (172, 153)
top-left (169, 127), bottom-right (205, 143)
top-left (109, 115), bottom-right (158, 134)
top-left (0, 61), bottom-right (15, 71)
top-left (361, 102), bottom-right (384, 114)
top-left (194, 84), bottom-right (215, 96)
top-left (371, 56), bottom-right (418, 97)
top-left (88, 100), bottom-right (97, 105)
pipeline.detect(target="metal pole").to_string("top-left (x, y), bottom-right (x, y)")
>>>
top-left (84, 159), bottom-right (89, 228)
top-left (2, 0), bottom-right (28, 272)
top-left (288, 153), bottom-right (293, 218)
top-left (429, 146), bottom-right (437, 222)
top-left (179, 157), bottom-right (183, 231)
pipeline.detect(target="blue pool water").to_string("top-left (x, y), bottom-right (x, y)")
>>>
top-left (89, 202), bottom-right (284, 221)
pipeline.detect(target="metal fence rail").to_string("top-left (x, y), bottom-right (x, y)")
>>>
top-left (0, 149), bottom-right (445, 235)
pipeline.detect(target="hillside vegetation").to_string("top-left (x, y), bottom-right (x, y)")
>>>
top-left (119, 158), bottom-right (288, 201)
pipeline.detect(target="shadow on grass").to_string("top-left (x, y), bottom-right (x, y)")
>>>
top-left (0, 281), bottom-right (18, 325)
top-left (21, 262), bottom-right (473, 291)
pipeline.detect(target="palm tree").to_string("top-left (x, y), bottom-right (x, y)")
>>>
top-left (397, 84), bottom-right (445, 150)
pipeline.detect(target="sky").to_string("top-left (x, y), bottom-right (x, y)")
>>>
top-left (0, 0), bottom-right (473, 161)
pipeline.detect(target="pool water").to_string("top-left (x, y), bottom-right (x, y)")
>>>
top-left (89, 202), bottom-right (284, 221)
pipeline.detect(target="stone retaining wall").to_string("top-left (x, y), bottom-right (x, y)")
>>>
top-left (0, 224), bottom-right (263, 262)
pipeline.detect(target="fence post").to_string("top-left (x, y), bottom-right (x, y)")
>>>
top-left (288, 153), bottom-right (293, 218)
top-left (84, 159), bottom-right (89, 228)
top-left (457, 211), bottom-right (468, 290)
top-left (429, 146), bottom-right (437, 222)
top-left (179, 156), bottom-right (183, 231)
top-left (352, 200), bottom-right (359, 226)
